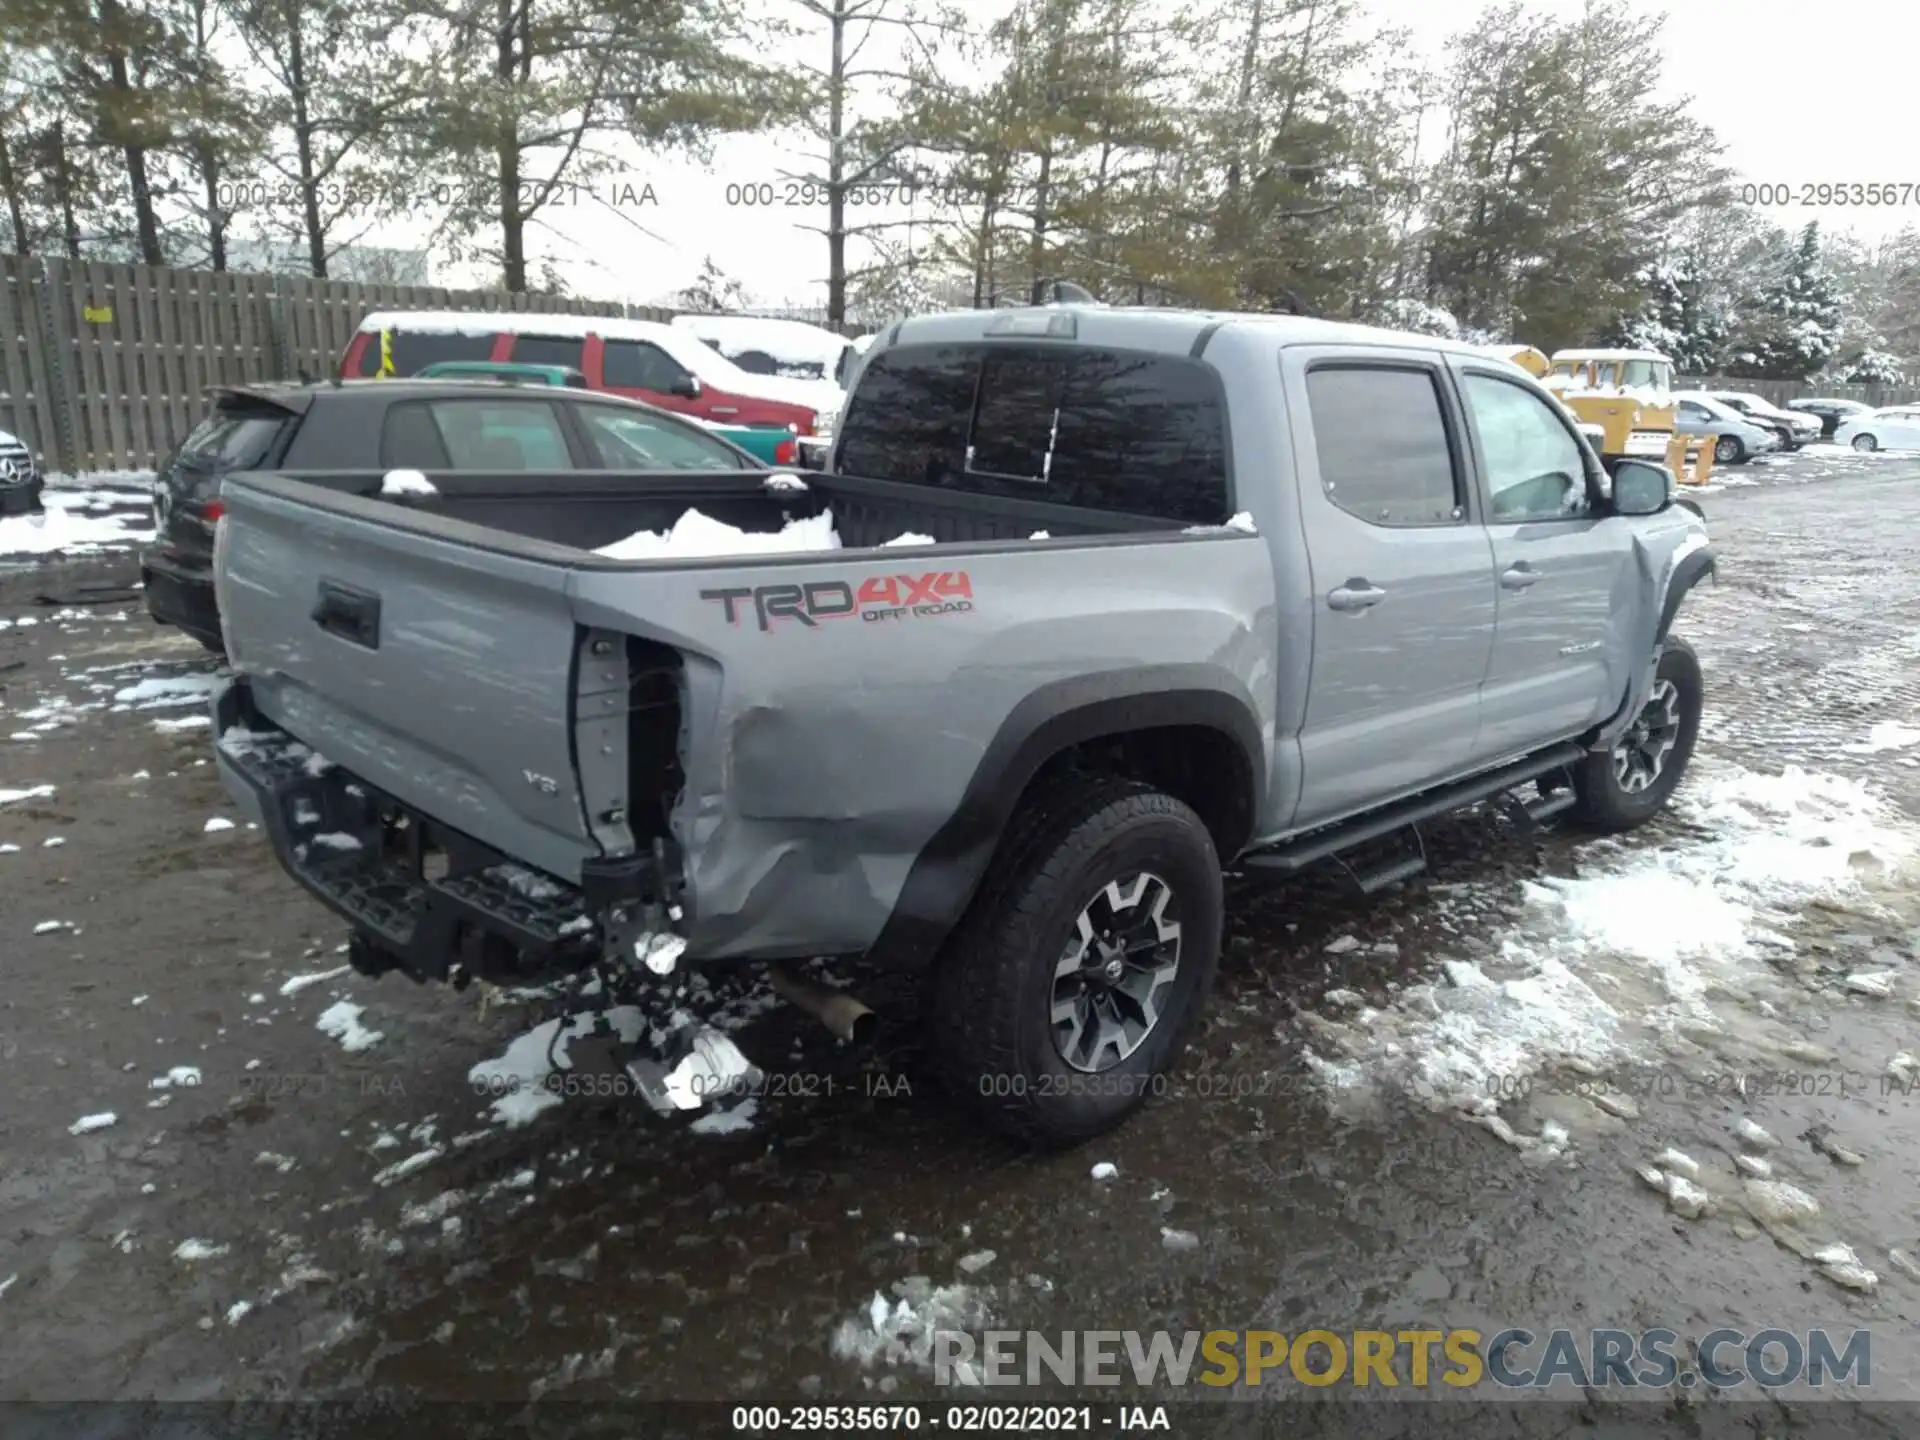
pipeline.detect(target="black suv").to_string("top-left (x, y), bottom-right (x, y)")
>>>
top-left (0, 429), bottom-right (43, 515)
top-left (142, 378), bottom-right (769, 652)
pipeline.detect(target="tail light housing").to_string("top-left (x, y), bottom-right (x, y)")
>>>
top-left (773, 439), bottom-right (797, 466)
top-left (201, 499), bottom-right (225, 524)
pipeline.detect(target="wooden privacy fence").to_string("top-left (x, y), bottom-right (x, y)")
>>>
top-left (1679, 375), bottom-right (1920, 409)
top-left (0, 254), bottom-right (674, 474)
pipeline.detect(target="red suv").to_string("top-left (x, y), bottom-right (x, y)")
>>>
top-left (341, 311), bottom-right (828, 435)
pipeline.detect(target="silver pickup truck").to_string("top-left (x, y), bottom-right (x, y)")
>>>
top-left (208, 306), bottom-right (1715, 1143)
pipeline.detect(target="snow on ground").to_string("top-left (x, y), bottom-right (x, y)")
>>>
top-left (467, 1007), bottom-right (649, 1127)
top-left (829, 1278), bottom-right (995, 1374)
top-left (0, 488), bottom-right (153, 557)
top-left (1302, 759), bottom-right (1916, 1122)
top-left (316, 1001), bottom-right (384, 1053)
top-left (114, 675), bottom-right (220, 709)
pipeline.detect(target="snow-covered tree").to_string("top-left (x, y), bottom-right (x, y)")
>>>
top-left (675, 255), bottom-right (751, 312)
top-left (1836, 348), bottom-right (1905, 386)
top-left (1725, 221), bottom-right (1842, 380)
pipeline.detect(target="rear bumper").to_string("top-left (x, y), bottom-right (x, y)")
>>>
top-left (141, 548), bottom-right (223, 647)
top-left (211, 676), bottom-right (677, 984)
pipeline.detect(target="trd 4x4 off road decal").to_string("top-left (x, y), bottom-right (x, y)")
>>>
top-left (701, 571), bottom-right (974, 631)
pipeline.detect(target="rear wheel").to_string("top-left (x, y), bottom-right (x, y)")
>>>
top-left (1853, 433), bottom-right (1879, 452)
top-left (1713, 435), bottom-right (1745, 465)
top-left (928, 775), bottom-right (1223, 1146)
top-left (1571, 636), bottom-right (1703, 833)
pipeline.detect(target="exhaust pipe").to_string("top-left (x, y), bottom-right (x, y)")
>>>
top-left (768, 963), bottom-right (879, 1045)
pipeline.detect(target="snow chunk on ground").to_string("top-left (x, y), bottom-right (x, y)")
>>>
top-left (68, 1112), bottom-right (117, 1135)
top-left (154, 714), bottom-right (212, 732)
top-left (225, 1299), bottom-right (253, 1325)
top-left (173, 1238), bottom-right (229, 1261)
top-left (280, 966), bottom-right (350, 996)
top-left (33, 920), bottom-right (70, 935)
top-left (380, 469), bottom-right (438, 497)
top-left (467, 1007), bottom-right (649, 1127)
top-left (316, 1001), bottom-right (383, 1052)
top-left (1, 784), bottom-right (55, 806)
top-left (882, 532), bottom-right (936, 547)
top-left (830, 1280), bottom-right (993, 1372)
top-left (1091, 1161), bottom-right (1118, 1180)
top-left (150, 1066), bottom-right (202, 1090)
top-left (114, 674), bottom-right (219, 708)
top-left (688, 1099), bottom-right (759, 1136)
top-left (203, 817), bottom-right (235, 833)
top-left (594, 507), bottom-right (840, 561)
top-left (1848, 722), bottom-right (1920, 754)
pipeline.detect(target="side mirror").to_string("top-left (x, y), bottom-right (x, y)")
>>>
top-left (1611, 459), bottom-right (1672, 516)
top-left (669, 375), bottom-right (702, 399)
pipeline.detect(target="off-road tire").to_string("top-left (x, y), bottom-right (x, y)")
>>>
top-left (927, 775), bottom-right (1223, 1146)
top-left (1570, 636), bottom-right (1703, 833)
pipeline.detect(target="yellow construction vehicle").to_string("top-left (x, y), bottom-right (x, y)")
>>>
top-left (1484, 344), bottom-right (1710, 485)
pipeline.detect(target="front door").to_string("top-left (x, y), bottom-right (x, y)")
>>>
top-left (1285, 349), bottom-right (1499, 830)
top-left (1449, 359), bottom-right (1638, 761)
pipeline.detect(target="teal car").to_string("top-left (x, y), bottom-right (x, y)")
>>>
top-left (414, 360), bottom-right (589, 388)
top-left (697, 419), bottom-right (800, 467)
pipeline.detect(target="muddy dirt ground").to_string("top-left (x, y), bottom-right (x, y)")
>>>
top-left (4, 451), bottom-right (1920, 1433)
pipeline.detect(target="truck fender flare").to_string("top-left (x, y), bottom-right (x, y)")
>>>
top-left (866, 667), bottom-right (1265, 970)
top-left (1595, 537), bottom-right (1715, 751)
top-left (1657, 544), bottom-right (1716, 642)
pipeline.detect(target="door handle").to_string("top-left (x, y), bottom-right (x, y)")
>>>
top-left (1500, 564), bottom-right (1541, 590)
top-left (1327, 580), bottom-right (1386, 612)
top-left (312, 578), bottom-right (381, 649)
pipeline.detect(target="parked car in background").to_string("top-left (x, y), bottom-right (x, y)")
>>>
top-left (1706, 391), bottom-right (1820, 450)
top-left (1833, 405), bottom-right (1920, 452)
top-left (669, 313), bottom-right (857, 399)
top-left (341, 311), bottom-right (833, 438)
top-left (1672, 392), bottom-right (1780, 465)
top-left (142, 380), bottom-right (773, 653)
top-left (0, 427), bottom-right (44, 515)
top-left (1787, 397), bottom-right (1873, 437)
top-left (415, 360), bottom-right (590, 388)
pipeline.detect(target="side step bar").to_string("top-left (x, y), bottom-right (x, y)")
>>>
top-left (1241, 743), bottom-right (1585, 879)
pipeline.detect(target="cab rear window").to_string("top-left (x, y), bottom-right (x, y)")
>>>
top-left (836, 343), bottom-right (1230, 525)
top-left (377, 330), bottom-right (497, 376)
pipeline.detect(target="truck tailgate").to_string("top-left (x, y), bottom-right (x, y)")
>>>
top-left (216, 476), bottom-right (596, 879)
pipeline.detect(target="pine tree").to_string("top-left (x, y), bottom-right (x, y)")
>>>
top-left (1724, 221), bottom-right (1841, 380)
top-left (386, 0), bottom-right (807, 293)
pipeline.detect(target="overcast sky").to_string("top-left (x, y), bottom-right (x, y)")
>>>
top-left (404, 0), bottom-right (1916, 305)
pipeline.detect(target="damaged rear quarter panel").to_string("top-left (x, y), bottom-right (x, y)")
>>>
top-left (567, 537), bottom-right (1278, 961)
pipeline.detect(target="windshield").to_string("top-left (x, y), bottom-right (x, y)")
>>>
top-left (1621, 361), bottom-right (1671, 391)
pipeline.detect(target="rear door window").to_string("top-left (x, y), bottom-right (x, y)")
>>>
top-left (836, 344), bottom-right (1230, 524)
top-left (1305, 366), bottom-right (1461, 526)
top-left (602, 340), bottom-right (692, 391)
top-left (386, 330), bottom-right (495, 375)
top-left (578, 408), bottom-right (748, 471)
top-left (508, 335), bottom-right (585, 370)
top-left (382, 399), bottom-right (572, 470)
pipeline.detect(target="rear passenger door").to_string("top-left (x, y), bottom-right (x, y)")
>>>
top-left (1449, 358), bottom-right (1635, 759)
top-left (1286, 349), bottom-right (1499, 828)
